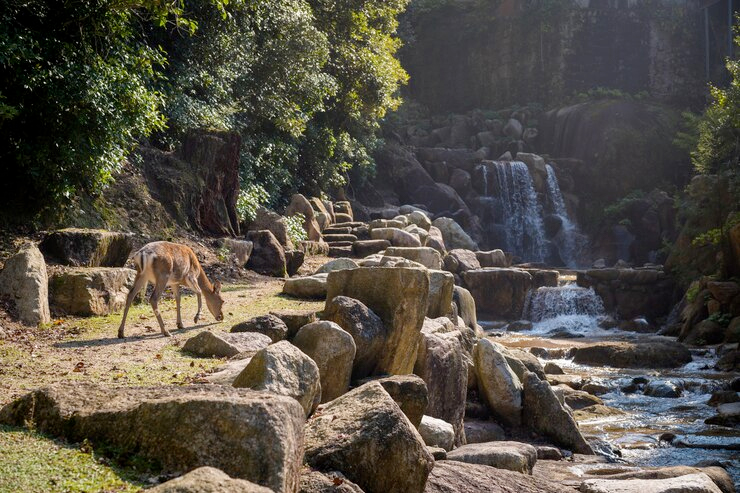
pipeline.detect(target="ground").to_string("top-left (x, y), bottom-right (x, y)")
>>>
top-left (0, 254), bottom-right (328, 492)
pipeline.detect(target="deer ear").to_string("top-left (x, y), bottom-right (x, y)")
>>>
top-left (213, 280), bottom-right (222, 294)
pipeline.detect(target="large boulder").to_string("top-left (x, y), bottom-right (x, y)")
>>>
top-left (579, 473), bottom-right (723, 493)
top-left (270, 309), bottom-right (318, 339)
top-left (246, 230), bottom-right (287, 277)
top-left (443, 249), bottom-right (481, 275)
top-left (521, 372), bottom-right (593, 454)
top-left (473, 339), bottom-right (523, 427)
top-left (370, 228), bottom-right (422, 247)
top-left (233, 340), bottom-right (322, 416)
top-left (352, 240), bottom-right (391, 257)
top-left (325, 268), bottom-right (429, 375)
top-left (39, 229), bottom-right (132, 267)
top-left (432, 218), bottom-right (478, 250)
top-left (286, 194), bottom-right (322, 242)
top-left (299, 471), bottom-right (364, 493)
top-left (573, 340), bottom-right (692, 369)
top-left (385, 247), bottom-right (442, 269)
top-left (462, 269), bottom-right (533, 320)
top-left (414, 330), bottom-right (468, 445)
top-left (314, 258), bottom-right (358, 275)
top-left (428, 270), bottom-right (455, 319)
top-left (476, 250), bottom-right (508, 268)
top-left (323, 296), bottom-right (387, 380)
top-left (419, 415), bottom-right (455, 451)
top-left (304, 382), bottom-right (434, 493)
top-left (231, 314), bottom-right (289, 343)
top-left (220, 238), bottom-right (254, 266)
top-left (249, 207), bottom-right (293, 249)
top-left (148, 467), bottom-right (272, 493)
top-left (453, 285), bottom-right (478, 333)
top-left (183, 331), bottom-right (271, 359)
top-left (426, 226), bottom-right (447, 253)
top-left (48, 267), bottom-right (135, 316)
top-left (0, 243), bottom-right (51, 325)
top-left (282, 274), bottom-right (328, 300)
top-left (0, 383), bottom-right (304, 492)
top-left (424, 460), bottom-right (574, 493)
top-left (463, 419), bottom-right (506, 444)
top-left (446, 441), bottom-right (537, 474)
top-left (293, 321), bottom-right (356, 402)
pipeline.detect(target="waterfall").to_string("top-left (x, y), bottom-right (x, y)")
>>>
top-left (545, 164), bottom-right (585, 268)
top-left (522, 284), bottom-right (606, 336)
top-left (491, 161), bottom-right (547, 262)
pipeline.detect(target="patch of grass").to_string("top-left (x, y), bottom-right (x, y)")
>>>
top-left (0, 425), bottom-right (144, 493)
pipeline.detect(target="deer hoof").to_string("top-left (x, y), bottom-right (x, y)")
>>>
top-left (117, 329), bottom-right (125, 339)
top-left (177, 322), bottom-right (184, 330)
top-left (193, 315), bottom-right (200, 324)
top-left (163, 330), bottom-right (172, 337)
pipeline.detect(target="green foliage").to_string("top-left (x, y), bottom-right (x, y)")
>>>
top-left (708, 311), bottom-right (733, 328)
top-left (603, 190), bottom-right (646, 220)
top-left (285, 213), bottom-right (309, 244)
top-left (685, 281), bottom-right (701, 303)
top-left (236, 184), bottom-right (271, 223)
top-left (570, 87), bottom-right (650, 104)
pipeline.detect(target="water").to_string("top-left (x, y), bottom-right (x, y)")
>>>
top-left (545, 164), bottom-right (586, 268)
top-left (522, 284), bottom-right (609, 337)
top-left (490, 161), bottom-right (547, 262)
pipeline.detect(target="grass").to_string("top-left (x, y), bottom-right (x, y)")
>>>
top-left (0, 425), bottom-right (145, 493)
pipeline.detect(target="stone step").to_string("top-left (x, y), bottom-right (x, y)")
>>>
top-left (326, 241), bottom-right (354, 248)
top-left (322, 234), bottom-right (358, 243)
top-left (332, 222), bottom-right (366, 229)
top-left (323, 227), bottom-right (352, 235)
top-left (329, 246), bottom-right (354, 258)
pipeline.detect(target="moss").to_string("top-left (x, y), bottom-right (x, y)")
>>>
top-left (0, 425), bottom-right (145, 493)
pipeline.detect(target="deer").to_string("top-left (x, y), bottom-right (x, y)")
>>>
top-left (118, 241), bottom-right (224, 338)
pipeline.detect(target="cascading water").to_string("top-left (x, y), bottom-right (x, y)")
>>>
top-left (522, 284), bottom-right (606, 336)
top-left (490, 161), bottom-right (547, 262)
top-left (545, 164), bottom-right (585, 268)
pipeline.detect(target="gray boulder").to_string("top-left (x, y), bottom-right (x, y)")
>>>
top-left (314, 258), bottom-right (358, 275)
top-left (385, 247), bottom-right (442, 269)
top-left (183, 331), bottom-right (271, 359)
top-left (0, 383), bottom-right (304, 492)
top-left (283, 274), bottom-right (328, 299)
top-left (372, 374), bottom-right (429, 428)
top-left (463, 419), bottom-right (506, 444)
top-left (246, 230), bottom-right (287, 278)
top-left (249, 207), bottom-right (293, 249)
top-left (48, 267), bottom-right (136, 316)
top-left (231, 314), bottom-right (289, 343)
top-left (0, 243), bottom-right (50, 325)
top-left (473, 339), bottom-right (523, 427)
top-left (419, 415), bottom-right (455, 451)
top-left (293, 321), bottom-right (356, 402)
top-left (425, 460), bottom-right (574, 493)
top-left (432, 218), bottom-right (478, 250)
top-left (299, 471), bottom-right (364, 493)
top-left (304, 381), bottom-right (434, 493)
top-left (443, 249), bottom-right (481, 275)
top-left (39, 228), bottom-right (132, 267)
top-left (446, 441), bottom-right (538, 474)
top-left (148, 467), bottom-right (272, 493)
top-left (428, 270), bottom-right (455, 319)
top-left (370, 227), bottom-right (422, 247)
top-left (579, 473), bottom-right (723, 493)
top-left (233, 340), bottom-right (321, 416)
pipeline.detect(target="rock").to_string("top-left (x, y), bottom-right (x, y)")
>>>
top-left (298, 471), bottom-right (364, 493)
top-left (683, 319), bottom-right (725, 346)
top-left (522, 372), bottom-right (593, 454)
top-left (323, 296), bottom-right (386, 380)
top-left (547, 374), bottom-right (584, 389)
top-left (426, 226), bottom-right (447, 253)
top-left (716, 350), bottom-right (740, 371)
top-left (432, 217), bottom-right (478, 250)
top-left (424, 460), bottom-right (574, 493)
top-left (0, 243), bottom-right (50, 325)
top-left (503, 119), bottom-right (524, 140)
top-left (325, 267), bottom-right (429, 375)
top-left (573, 341), bottom-right (692, 369)
top-left (385, 247), bottom-right (442, 269)
top-left (502, 347), bottom-right (546, 380)
top-left (269, 309), bottom-right (318, 339)
top-left (463, 419), bottom-right (506, 443)
top-left (707, 281), bottom-right (740, 305)
top-left (644, 380), bottom-right (682, 398)
top-left (476, 250), bottom-right (508, 268)
top-left (419, 415), bottom-right (455, 451)
top-left (443, 249), bottom-right (481, 274)
top-left (0, 383), bottom-right (304, 491)
top-left (370, 228), bottom-right (422, 247)
top-left (414, 330), bottom-right (468, 445)
top-left (293, 321), bottom-right (356, 402)
top-left (206, 359), bottom-right (253, 385)
top-left (183, 331), bottom-right (271, 359)
top-left (707, 390), bottom-right (739, 406)
top-left (449, 168), bottom-right (472, 197)
top-left (304, 382), bottom-right (434, 493)
top-left (558, 386), bottom-right (604, 410)
top-left (148, 467), bottom-right (273, 493)
top-left (48, 267), bottom-right (135, 316)
top-left (407, 210), bottom-right (432, 231)
top-left (233, 340), bottom-right (321, 416)
top-left (249, 207), bottom-right (293, 249)
top-left (582, 382), bottom-right (611, 396)
top-left (405, 224), bottom-right (430, 245)
top-left (39, 229), bottom-right (132, 267)
top-left (462, 269), bottom-right (533, 320)
top-left (286, 193), bottom-right (322, 242)
top-left (579, 473), bottom-right (723, 493)
top-left (352, 239), bottom-right (390, 257)
top-left (428, 270), bottom-right (455, 319)
top-left (231, 314), bottom-right (289, 342)
top-left (246, 230), bottom-right (287, 277)
top-left (544, 362), bottom-right (565, 375)
top-left (704, 401), bottom-right (740, 427)
top-left (220, 238), bottom-right (254, 266)
top-left (370, 374), bottom-right (429, 428)
top-left (334, 201), bottom-right (353, 221)
top-left (429, 446), bottom-right (448, 460)
top-left (446, 441), bottom-right (538, 474)
top-left (314, 258), bottom-right (358, 275)
top-left (283, 274), bottom-right (328, 299)
top-left (473, 339), bottom-right (523, 426)
top-left (536, 446), bottom-right (563, 460)
top-left (619, 318), bottom-right (656, 334)
top-left (284, 249), bottom-right (305, 277)
top-left (369, 219), bottom-right (407, 230)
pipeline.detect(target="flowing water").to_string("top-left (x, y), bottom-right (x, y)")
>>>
top-left (545, 165), bottom-right (586, 268)
top-left (487, 283), bottom-right (740, 484)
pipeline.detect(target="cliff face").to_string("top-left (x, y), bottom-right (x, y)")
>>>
top-left (400, 0), bottom-right (716, 112)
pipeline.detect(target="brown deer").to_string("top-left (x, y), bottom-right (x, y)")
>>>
top-left (118, 241), bottom-right (224, 338)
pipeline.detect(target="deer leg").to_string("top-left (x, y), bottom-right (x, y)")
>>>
top-left (187, 275), bottom-right (203, 324)
top-left (150, 279), bottom-right (170, 337)
top-left (174, 285), bottom-right (184, 330)
top-left (118, 274), bottom-right (147, 339)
